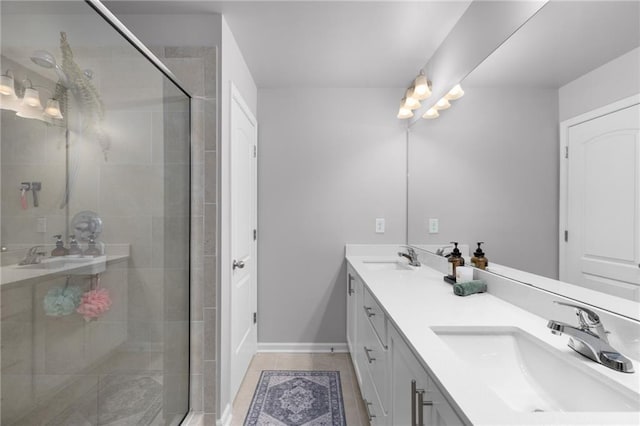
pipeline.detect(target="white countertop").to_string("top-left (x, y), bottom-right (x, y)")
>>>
top-left (346, 252), bottom-right (640, 425)
top-left (1, 245), bottom-right (130, 288)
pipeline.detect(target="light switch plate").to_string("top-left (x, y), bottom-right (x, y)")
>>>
top-left (428, 218), bottom-right (439, 234)
top-left (36, 217), bottom-right (47, 233)
top-left (375, 218), bottom-right (385, 234)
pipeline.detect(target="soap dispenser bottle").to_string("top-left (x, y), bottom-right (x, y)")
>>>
top-left (470, 242), bottom-right (488, 270)
top-left (68, 234), bottom-right (82, 256)
top-left (445, 241), bottom-right (465, 284)
top-left (51, 234), bottom-right (68, 256)
top-left (83, 233), bottom-right (102, 257)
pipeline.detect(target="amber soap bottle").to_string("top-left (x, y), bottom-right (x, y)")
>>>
top-left (471, 242), bottom-right (488, 270)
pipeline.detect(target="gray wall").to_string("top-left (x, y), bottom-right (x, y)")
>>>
top-left (408, 87), bottom-right (559, 279)
top-left (257, 88), bottom-right (406, 344)
top-left (559, 47), bottom-right (640, 121)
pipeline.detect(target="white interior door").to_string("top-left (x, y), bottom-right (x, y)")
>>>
top-left (230, 85), bottom-right (257, 400)
top-left (565, 103), bottom-right (640, 300)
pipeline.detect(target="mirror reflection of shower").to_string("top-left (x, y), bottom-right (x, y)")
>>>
top-left (2, 32), bottom-right (113, 209)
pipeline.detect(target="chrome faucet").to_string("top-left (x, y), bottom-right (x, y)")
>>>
top-left (398, 247), bottom-right (421, 267)
top-left (18, 245), bottom-right (46, 265)
top-left (547, 301), bottom-right (634, 373)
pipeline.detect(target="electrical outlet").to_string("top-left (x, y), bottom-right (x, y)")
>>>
top-left (375, 218), bottom-right (385, 234)
top-left (428, 218), bottom-right (439, 234)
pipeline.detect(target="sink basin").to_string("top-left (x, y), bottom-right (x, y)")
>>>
top-left (362, 261), bottom-right (413, 271)
top-left (15, 256), bottom-right (107, 274)
top-left (432, 326), bottom-right (639, 413)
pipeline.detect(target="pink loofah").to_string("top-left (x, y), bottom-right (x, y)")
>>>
top-left (77, 288), bottom-right (112, 321)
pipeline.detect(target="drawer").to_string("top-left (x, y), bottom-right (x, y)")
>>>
top-left (361, 365), bottom-right (388, 426)
top-left (363, 286), bottom-right (387, 346)
top-left (360, 310), bottom-right (389, 413)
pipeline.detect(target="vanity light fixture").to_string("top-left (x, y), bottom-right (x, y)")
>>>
top-left (412, 71), bottom-right (431, 100)
top-left (403, 88), bottom-right (421, 110)
top-left (0, 70), bottom-right (17, 97)
top-left (397, 99), bottom-right (414, 119)
top-left (422, 107), bottom-right (439, 119)
top-left (445, 84), bottom-right (465, 100)
top-left (0, 70), bottom-right (22, 112)
top-left (434, 97), bottom-right (451, 110)
top-left (21, 80), bottom-right (42, 109)
top-left (44, 98), bottom-right (63, 119)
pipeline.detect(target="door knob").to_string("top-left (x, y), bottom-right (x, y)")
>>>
top-left (233, 259), bottom-right (245, 270)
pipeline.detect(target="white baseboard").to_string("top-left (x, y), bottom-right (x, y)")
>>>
top-left (257, 342), bottom-right (349, 353)
top-left (216, 404), bottom-right (232, 426)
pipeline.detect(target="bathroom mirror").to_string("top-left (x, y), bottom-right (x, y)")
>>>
top-left (408, 1), bottom-right (640, 301)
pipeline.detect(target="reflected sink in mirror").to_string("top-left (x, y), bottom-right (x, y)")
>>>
top-left (362, 261), bottom-right (413, 271)
top-left (431, 326), bottom-right (639, 413)
top-left (14, 256), bottom-right (107, 275)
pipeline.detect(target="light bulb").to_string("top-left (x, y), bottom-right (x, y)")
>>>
top-left (0, 74), bottom-right (16, 96)
top-left (44, 99), bottom-right (63, 119)
top-left (435, 97), bottom-right (451, 110)
top-left (22, 87), bottom-right (42, 108)
top-left (445, 84), bottom-right (464, 100)
top-left (397, 100), bottom-right (414, 119)
top-left (422, 108), bottom-right (439, 119)
top-left (403, 89), bottom-right (421, 110)
top-left (413, 73), bottom-right (431, 100)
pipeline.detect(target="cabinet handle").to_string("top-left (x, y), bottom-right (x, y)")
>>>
top-left (364, 398), bottom-right (376, 421)
top-left (364, 346), bottom-right (376, 363)
top-left (417, 389), bottom-right (433, 426)
top-left (363, 306), bottom-right (375, 317)
top-left (411, 380), bottom-right (417, 426)
top-left (412, 380), bottom-right (433, 426)
top-left (348, 273), bottom-right (354, 295)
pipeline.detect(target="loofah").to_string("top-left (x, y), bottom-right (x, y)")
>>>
top-left (77, 288), bottom-right (112, 321)
top-left (43, 285), bottom-right (83, 317)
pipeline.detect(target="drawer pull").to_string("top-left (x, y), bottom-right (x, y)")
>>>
top-left (412, 380), bottom-right (433, 426)
top-left (364, 346), bottom-right (376, 363)
top-left (364, 398), bottom-right (376, 421)
top-left (363, 306), bottom-right (375, 317)
top-left (348, 273), bottom-right (355, 295)
top-left (417, 389), bottom-right (434, 426)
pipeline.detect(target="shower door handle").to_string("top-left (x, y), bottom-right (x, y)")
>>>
top-left (233, 259), bottom-right (245, 270)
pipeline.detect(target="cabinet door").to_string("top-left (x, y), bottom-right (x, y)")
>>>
top-left (390, 325), bottom-right (430, 426)
top-left (390, 325), bottom-right (466, 426)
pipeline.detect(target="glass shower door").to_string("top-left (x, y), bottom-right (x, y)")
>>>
top-left (0, 1), bottom-right (191, 424)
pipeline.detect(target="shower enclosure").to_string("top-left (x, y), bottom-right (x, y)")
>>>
top-left (0, 1), bottom-right (191, 424)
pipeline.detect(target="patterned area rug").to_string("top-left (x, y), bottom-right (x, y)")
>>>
top-left (244, 370), bottom-right (346, 426)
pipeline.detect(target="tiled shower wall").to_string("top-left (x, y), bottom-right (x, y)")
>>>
top-left (156, 46), bottom-right (217, 423)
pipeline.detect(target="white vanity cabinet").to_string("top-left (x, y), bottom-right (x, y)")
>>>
top-left (347, 261), bottom-right (466, 426)
top-left (347, 264), bottom-right (390, 424)
top-left (389, 325), bottom-right (465, 426)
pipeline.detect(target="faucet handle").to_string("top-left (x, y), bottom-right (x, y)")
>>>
top-left (554, 301), bottom-right (609, 342)
top-left (554, 301), bottom-right (601, 325)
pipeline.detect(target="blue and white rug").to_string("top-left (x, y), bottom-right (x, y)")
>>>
top-left (244, 370), bottom-right (347, 426)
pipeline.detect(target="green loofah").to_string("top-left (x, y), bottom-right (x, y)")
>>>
top-left (43, 285), bottom-right (83, 317)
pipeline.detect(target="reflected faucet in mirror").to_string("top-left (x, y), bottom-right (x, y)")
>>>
top-left (18, 245), bottom-right (46, 265)
top-left (547, 301), bottom-right (634, 373)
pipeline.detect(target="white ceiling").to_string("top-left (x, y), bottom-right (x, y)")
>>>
top-left (464, 1), bottom-right (640, 88)
top-left (103, 1), bottom-right (472, 88)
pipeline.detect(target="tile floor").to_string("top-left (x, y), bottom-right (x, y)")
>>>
top-left (231, 352), bottom-right (370, 426)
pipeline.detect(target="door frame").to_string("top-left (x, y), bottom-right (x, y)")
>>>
top-left (558, 93), bottom-right (640, 282)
